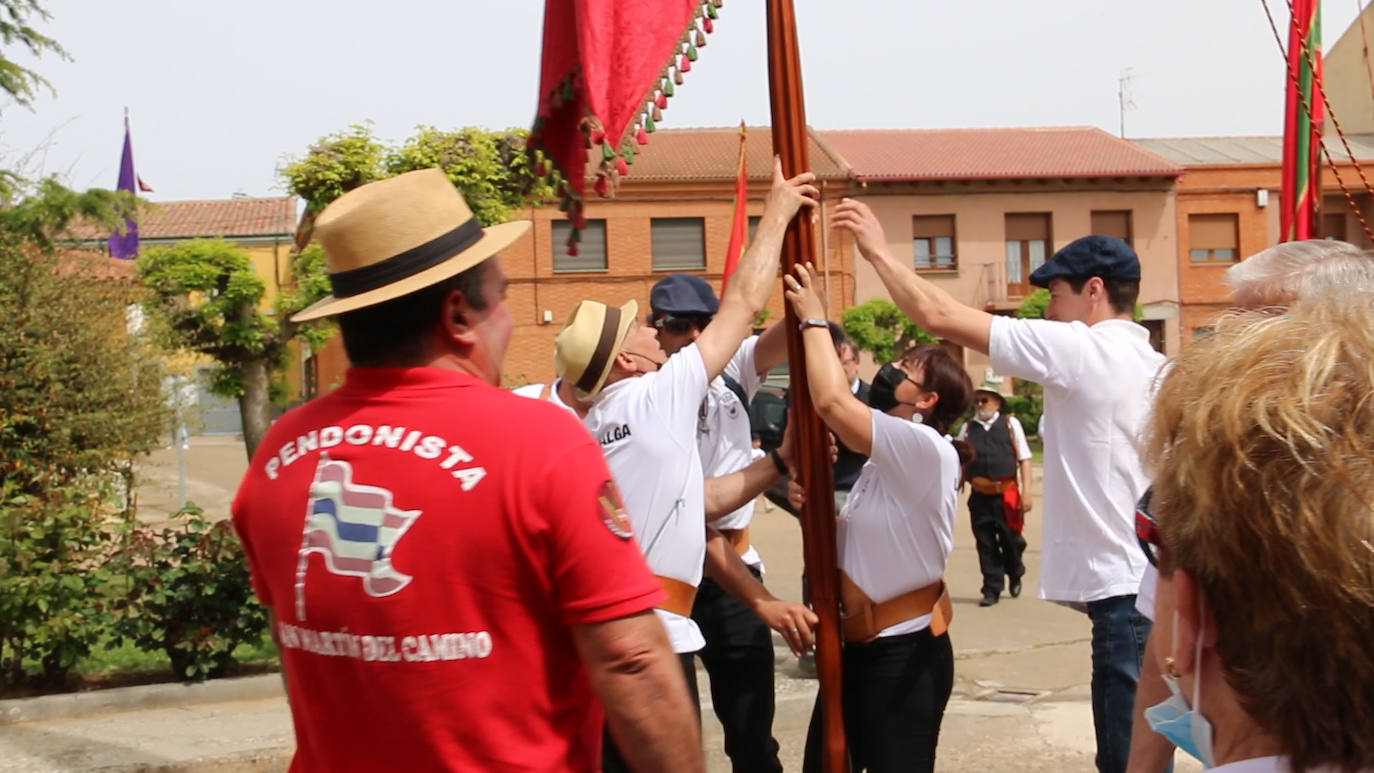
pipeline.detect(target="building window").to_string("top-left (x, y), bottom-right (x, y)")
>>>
top-left (1005, 213), bottom-right (1052, 295)
top-left (1322, 211), bottom-right (1347, 242)
top-left (747, 215), bottom-right (760, 243)
top-left (1188, 213), bottom-right (1239, 262)
top-left (651, 217), bottom-right (706, 270)
top-left (1091, 210), bottom-right (1133, 246)
top-left (551, 219), bottom-right (608, 272)
top-left (913, 215), bottom-right (957, 270)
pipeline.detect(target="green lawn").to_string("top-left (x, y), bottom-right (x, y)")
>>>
top-left (73, 632), bottom-right (279, 678)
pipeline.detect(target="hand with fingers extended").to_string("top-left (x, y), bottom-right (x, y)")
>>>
top-left (763, 156), bottom-right (819, 224)
top-left (752, 597), bottom-right (818, 657)
top-left (832, 198), bottom-right (889, 262)
top-left (783, 262), bottom-right (826, 321)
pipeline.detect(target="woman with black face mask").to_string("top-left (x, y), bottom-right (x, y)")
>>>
top-left (784, 263), bottom-right (975, 773)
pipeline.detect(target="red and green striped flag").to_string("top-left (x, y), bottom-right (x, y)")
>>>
top-left (1280, 0), bottom-right (1323, 241)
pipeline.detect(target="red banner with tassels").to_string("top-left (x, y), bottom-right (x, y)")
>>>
top-left (530, 0), bottom-right (721, 255)
top-left (721, 121), bottom-right (748, 293)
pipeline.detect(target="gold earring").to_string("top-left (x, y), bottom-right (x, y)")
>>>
top-left (1164, 657), bottom-right (1181, 679)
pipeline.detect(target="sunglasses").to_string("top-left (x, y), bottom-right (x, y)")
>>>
top-left (1135, 487), bottom-right (1160, 567)
top-left (648, 313), bottom-right (707, 336)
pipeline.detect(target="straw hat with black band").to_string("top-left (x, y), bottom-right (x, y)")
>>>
top-left (290, 168), bottom-right (531, 323)
top-left (555, 300), bottom-right (639, 399)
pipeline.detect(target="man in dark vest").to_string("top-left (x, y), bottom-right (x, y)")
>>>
top-left (829, 323), bottom-right (871, 509)
top-left (956, 378), bottom-right (1034, 606)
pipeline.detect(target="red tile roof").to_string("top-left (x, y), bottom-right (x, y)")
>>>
top-left (821, 127), bottom-right (1182, 181)
top-left (616, 126), bottom-right (850, 182)
top-left (67, 197), bottom-right (298, 241)
top-left (618, 126), bottom-right (1182, 183)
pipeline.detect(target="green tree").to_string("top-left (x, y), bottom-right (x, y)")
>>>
top-left (0, 1), bottom-right (67, 110)
top-left (0, 180), bottom-right (169, 689)
top-left (1017, 289), bottom-right (1050, 319)
top-left (280, 123), bottom-right (553, 230)
top-left (137, 239), bottom-right (330, 460)
top-left (840, 298), bottom-right (938, 363)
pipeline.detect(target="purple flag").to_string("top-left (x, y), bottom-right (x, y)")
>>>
top-left (109, 115), bottom-right (139, 260)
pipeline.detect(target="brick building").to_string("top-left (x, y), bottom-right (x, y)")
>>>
top-left (1135, 135), bottom-right (1374, 340)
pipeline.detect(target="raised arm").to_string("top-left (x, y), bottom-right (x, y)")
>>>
top-left (704, 452), bottom-right (785, 520)
top-left (695, 158), bottom-right (817, 381)
top-left (783, 263), bottom-right (875, 455)
top-left (833, 199), bottom-right (994, 354)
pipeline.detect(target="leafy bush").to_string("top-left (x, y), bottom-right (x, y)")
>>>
top-left (0, 480), bottom-right (122, 689)
top-left (111, 506), bottom-right (269, 681)
top-left (841, 298), bottom-right (937, 363)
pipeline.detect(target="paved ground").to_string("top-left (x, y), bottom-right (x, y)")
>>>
top-left (0, 438), bottom-right (1203, 771)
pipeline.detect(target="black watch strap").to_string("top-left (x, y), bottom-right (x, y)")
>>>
top-left (769, 449), bottom-right (789, 476)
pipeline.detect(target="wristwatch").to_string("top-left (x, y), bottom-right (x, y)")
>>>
top-left (769, 449), bottom-right (789, 476)
top-left (798, 318), bottom-right (829, 331)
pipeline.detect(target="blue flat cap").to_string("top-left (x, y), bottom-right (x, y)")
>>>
top-left (1030, 235), bottom-right (1141, 288)
top-left (650, 273), bottom-right (719, 316)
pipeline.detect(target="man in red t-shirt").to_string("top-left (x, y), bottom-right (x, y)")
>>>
top-left (232, 169), bottom-right (702, 772)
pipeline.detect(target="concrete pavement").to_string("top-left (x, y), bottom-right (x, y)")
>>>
top-left (0, 443), bottom-right (1203, 771)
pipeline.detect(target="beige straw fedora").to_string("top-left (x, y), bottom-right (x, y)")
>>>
top-left (290, 168), bottom-right (531, 322)
top-left (555, 299), bottom-right (639, 398)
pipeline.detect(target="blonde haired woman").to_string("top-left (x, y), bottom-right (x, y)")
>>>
top-left (1138, 295), bottom-right (1374, 772)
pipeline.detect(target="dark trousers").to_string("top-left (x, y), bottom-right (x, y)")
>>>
top-left (602, 653), bottom-right (700, 773)
top-left (801, 628), bottom-right (955, 773)
top-left (690, 572), bottom-right (783, 773)
top-left (1086, 594), bottom-right (1150, 773)
top-left (969, 491), bottom-right (1026, 595)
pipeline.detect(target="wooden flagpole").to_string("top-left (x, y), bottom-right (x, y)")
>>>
top-left (765, 1), bottom-right (847, 769)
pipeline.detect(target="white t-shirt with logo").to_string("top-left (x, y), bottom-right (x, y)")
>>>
top-left (697, 336), bottom-right (765, 567)
top-left (989, 316), bottom-right (1166, 604)
top-left (583, 345), bottom-right (709, 653)
top-left (511, 380), bottom-right (575, 415)
top-left (840, 410), bottom-right (960, 636)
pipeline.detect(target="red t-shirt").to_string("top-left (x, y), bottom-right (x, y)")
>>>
top-left (232, 368), bottom-right (664, 772)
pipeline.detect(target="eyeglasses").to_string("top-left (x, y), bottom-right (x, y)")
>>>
top-left (1135, 487), bottom-right (1160, 567)
top-left (648, 313), bottom-right (706, 336)
top-left (976, 396), bottom-right (996, 405)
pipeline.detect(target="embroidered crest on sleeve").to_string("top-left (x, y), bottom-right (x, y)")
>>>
top-left (294, 455), bottom-right (421, 620)
top-left (598, 480), bottom-right (633, 539)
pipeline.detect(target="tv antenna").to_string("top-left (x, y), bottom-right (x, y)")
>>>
top-left (1118, 67), bottom-right (1138, 138)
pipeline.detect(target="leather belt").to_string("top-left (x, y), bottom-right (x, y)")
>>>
top-left (970, 476), bottom-right (1016, 496)
top-left (719, 526), bottom-right (751, 557)
top-left (840, 571), bottom-right (953, 643)
top-left (655, 575), bottom-right (698, 617)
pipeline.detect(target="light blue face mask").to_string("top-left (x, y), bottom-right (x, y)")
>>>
top-left (1144, 604), bottom-right (1216, 768)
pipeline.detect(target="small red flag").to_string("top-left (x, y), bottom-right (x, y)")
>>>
top-left (721, 121), bottom-right (748, 293)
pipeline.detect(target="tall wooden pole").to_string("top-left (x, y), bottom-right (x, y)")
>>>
top-left (765, 1), bottom-right (847, 770)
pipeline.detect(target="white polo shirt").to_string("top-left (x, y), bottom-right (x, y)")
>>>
top-left (511, 380), bottom-right (576, 415)
top-left (955, 411), bottom-right (1032, 462)
top-left (697, 336), bottom-right (765, 567)
top-left (989, 316), bottom-right (1166, 604)
top-left (583, 344), bottom-right (709, 653)
top-left (840, 410), bottom-right (961, 636)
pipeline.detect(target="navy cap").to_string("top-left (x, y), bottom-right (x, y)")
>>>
top-left (1029, 235), bottom-right (1141, 288)
top-left (650, 273), bottom-right (719, 316)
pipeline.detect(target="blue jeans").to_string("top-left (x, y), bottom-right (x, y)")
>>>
top-left (1086, 594), bottom-right (1150, 773)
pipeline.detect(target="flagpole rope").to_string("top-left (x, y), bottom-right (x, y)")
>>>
top-left (1262, 0), bottom-right (1374, 241)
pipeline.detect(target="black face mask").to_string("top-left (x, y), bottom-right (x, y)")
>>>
top-left (869, 363), bottom-right (915, 413)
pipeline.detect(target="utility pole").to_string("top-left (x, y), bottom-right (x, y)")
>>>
top-left (1118, 67), bottom-right (1137, 138)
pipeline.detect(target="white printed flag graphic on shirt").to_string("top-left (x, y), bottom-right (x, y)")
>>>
top-left (295, 455), bottom-right (421, 620)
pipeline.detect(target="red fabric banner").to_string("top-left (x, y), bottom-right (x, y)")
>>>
top-left (721, 122), bottom-right (748, 293)
top-left (532, 0), bottom-right (714, 228)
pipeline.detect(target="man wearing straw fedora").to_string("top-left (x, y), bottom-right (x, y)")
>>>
top-left (232, 168), bottom-right (702, 772)
top-left (955, 376), bottom-right (1033, 607)
top-left (553, 158), bottom-right (820, 773)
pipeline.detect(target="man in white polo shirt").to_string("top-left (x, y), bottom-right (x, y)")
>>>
top-left (554, 160), bottom-right (820, 773)
top-left (833, 199), bottom-right (1164, 773)
top-left (646, 272), bottom-right (790, 772)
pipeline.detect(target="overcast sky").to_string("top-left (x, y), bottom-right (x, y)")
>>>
top-left (0, 0), bottom-right (1363, 201)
